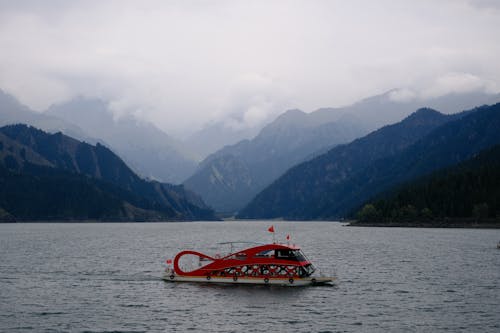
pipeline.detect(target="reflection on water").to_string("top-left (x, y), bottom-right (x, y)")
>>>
top-left (1, 221), bottom-right (499, 332)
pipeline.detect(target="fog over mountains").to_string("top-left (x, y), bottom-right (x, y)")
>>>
top-left (184, 118), bottom-right (266, 161)
top-left (0, 91), bottom-right (199, 184)
top-left (0, 90), bottom-right (90, 143)
top-left (184, 90), bottom-right (500, 214)
top-left (308, 89), bottom-right (500, 133)
top-left (46, 97), bottom-right (198, 184)
top-left (2, 87), bottom-right (500, 191)
top-left (184, 109), bottom-right (365, 213)
top-left (1, 85), bottom-right (500, 219)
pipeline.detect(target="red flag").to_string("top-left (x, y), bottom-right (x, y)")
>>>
top-left (268, 225), bottom-right (275, 233)
top-left (166, 259), bottom-right (173, 264)
top-left (286, 234), bottom-right (290, 241)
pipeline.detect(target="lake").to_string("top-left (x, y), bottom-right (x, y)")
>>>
top-left (1, 221), bottom-right (499, 332)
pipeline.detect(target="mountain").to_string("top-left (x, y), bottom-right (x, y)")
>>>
top-left (238, 104), bottom-right (500, 219)
top-left (183, 90), bottom-right (500, 214)
top-left (353, 144), bottom-right (500, 226)
top-left (184, 109), bottom-right (366, 213)
top-left (184, 119), bottom-right (263, 161)
top-left (315, 90), bottom-right (500, 133)
top-left (0, 89), bottom-right (90, 142)
top-left (45, 97), bottom-right (197, 184)
top-left (0, 124), bottom-right (215, 221)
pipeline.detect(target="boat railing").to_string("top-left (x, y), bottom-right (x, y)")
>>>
top-left (217, 241), bottom-right (264, 256)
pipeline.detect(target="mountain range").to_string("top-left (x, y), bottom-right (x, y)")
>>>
top-left (184, 117), bottom-right (266, 161)
top-left (185, 90), bottom-right (500, 214)
top-left (0, 90), bottom-right (91, 143)
top-left (184, 109), bottom-right (366, 213)
top-left (0, 124), bottom-right (215, 221)
top-left (0, 91), bottom-right (198, 184)
top-left (2, 87), bottom-right (500, 219)
top-left (45, 97), bottom-right (198, 184)
top-left (315, 89), bottom-right (500, 133)
top-left (238, 103), bottom-right (500, 219)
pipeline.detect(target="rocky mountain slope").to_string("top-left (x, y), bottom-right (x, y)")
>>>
top-left (0, 124), bottom-right (215, 221)
top-left (184, 110), bottom-right (365, 213)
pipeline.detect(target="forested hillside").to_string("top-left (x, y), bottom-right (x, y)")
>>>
top-left (239, 104), bottom-right (500, 220)
top-left (353, 144), bottom-right (500, 226)
top-left (0, 125), bottom-right (215, 221)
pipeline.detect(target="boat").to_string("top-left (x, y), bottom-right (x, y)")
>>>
top-left (163, 241), bottom-right (335, 286)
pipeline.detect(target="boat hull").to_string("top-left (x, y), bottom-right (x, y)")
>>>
top-left (162, 273), bottom-right (335, 286)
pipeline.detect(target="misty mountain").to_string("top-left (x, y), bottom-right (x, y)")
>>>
top-left (184, 109), bottom-right (366, 213)
top-left (0, 124), bottom-right (215, 221)
top-left (305, 90), bottom-right (500, 133)
top-left (0, 89), bottom-right (91, 142)
top-left (183, 90), bottom-right (500, 214)
top-left (184, 120), bottom-right (263, 160)
top-left (353, 143), bottom-right (500, 226)
top-left (238, 103), bottom-right (500, 219)
top-left (45, 97), bottom-right (197, 184)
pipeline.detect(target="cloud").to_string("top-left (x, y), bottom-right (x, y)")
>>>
top-left (0, 0), bottom-right (499, 135)
top-left (466, 0), bottom-right (500, 11)
top-left (218, 73), bottom-right (289, 131)
top-left (388, 88), bottom-right (418, 102)
top-left (420, 72), bottom-right (499, 98)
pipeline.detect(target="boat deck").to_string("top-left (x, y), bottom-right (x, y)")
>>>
top-left (163, 273), bottom-right (336, 286)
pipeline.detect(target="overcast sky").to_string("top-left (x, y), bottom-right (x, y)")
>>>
top-left (1, 0), bottom-right (499, 135)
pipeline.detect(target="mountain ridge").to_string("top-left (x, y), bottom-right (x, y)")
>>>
top-left (0, 124), bottom-right (216, 221)
top-left (237, 105), bottom-right (491, 219)
top-left (46, 97), bottom-right (198, 183)
top-left (184, 90), bottom-right (500, 214)
top-left (0, 89), bottom-right (92, 142)
top-left (184, 107), bottom-right (366, 213)
top-left (352, 143), bottom-right (500, 226)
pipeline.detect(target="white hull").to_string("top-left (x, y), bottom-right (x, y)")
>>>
top-left (162, 273), bottom-right (335, 286)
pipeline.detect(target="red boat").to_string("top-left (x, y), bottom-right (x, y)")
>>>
top-left (163, 242), bottom-right (335, 286)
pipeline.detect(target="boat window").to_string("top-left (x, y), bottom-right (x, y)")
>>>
top-left (228, 252), bottom-right (247, 260)
top-left (293, 250), bottom-right (307, 262)
top-left (236, 252), bottom-right (247, 259)
top-left (275, 249), bottom-right (307, 261)
top-left (304, 264), bottom-right (315, 275)
top-left (255, 250), bottom-right (274, 257)
top-left (275, 250), bottom-right (292, 259)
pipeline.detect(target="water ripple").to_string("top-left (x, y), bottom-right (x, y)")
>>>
top-left (1, 222), bottom-right (499, 332)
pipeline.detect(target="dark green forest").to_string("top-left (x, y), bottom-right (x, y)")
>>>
top-left (0, 164), bottom-right (143, 221)
top-left (354, 144), bottom-right (500, 226)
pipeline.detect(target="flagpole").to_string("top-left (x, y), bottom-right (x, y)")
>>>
top-left (268, 225), bottom-right (275, 243)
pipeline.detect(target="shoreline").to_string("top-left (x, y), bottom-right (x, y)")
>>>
top-left (347, 220), bottom-right (500, 229)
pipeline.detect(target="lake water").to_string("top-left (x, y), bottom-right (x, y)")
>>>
top-left (1, 221), bottom-right (499, 332)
